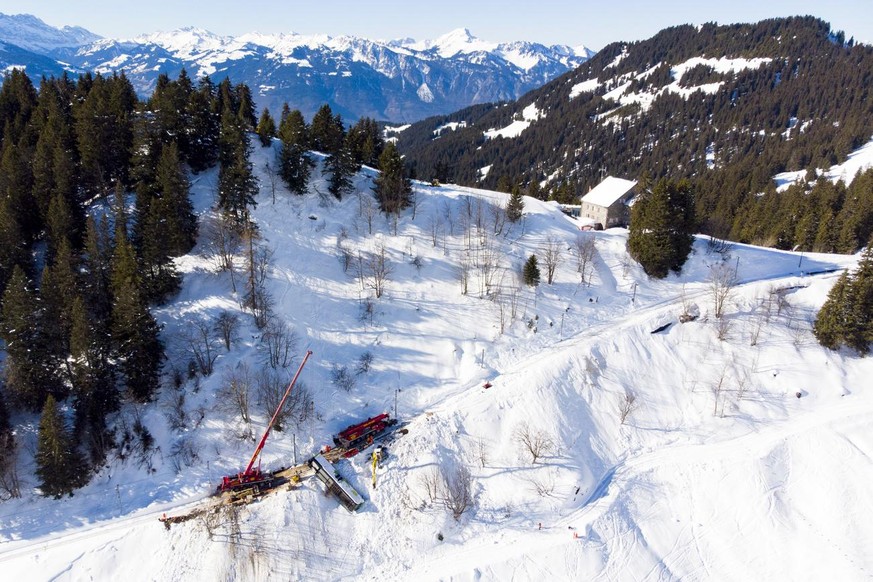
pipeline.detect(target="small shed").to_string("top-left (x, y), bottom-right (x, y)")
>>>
top-left (580, 176), bottom-right (637, 228)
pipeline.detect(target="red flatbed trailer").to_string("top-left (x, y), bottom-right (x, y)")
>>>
top-left (333, 412), bottom-right (397, 449)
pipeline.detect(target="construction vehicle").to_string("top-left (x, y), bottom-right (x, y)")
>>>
top-left (371, 448), bottom-right (379, 489)
top-left (217, 350), bottom-right (313, 496)
top-left (333, 412), bottom-right (397, 453)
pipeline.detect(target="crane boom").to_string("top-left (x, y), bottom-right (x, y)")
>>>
top-left (243, 350), bottom-right (312, 475)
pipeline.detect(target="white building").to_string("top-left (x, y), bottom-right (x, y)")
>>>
top-left (579, 176), bottom-right (637, 228)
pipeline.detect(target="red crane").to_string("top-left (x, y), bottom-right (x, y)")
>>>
top-left (218, 350), bottom-right (313, 493)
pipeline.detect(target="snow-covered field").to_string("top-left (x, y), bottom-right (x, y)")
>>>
top-left (0, 141), bottom-right (871, 581)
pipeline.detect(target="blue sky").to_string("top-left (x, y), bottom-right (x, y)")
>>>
top-left (5, 0), bottom-right (872, 49)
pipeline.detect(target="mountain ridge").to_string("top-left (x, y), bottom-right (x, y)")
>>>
top-left (396, 16), bottom-right (873, 251)
top-left (0, 13), bottom-right (593, 122)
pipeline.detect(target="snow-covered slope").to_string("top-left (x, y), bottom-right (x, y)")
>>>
top-left (0, 140), bottom-right (870, 581)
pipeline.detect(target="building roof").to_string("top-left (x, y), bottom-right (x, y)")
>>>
top-left (581, 176), bottom-right (637, 207)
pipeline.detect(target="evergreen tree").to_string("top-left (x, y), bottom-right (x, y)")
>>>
top-left (277, 107), bottom-right (312, 195)
top-left (814, 272), bottom-right (851, 350)
top-left (0, 69), bottom-right (38, 147)
top-left (326, 135), bottom-right (360, 200)
top-left (138, 200), bottom-right (182, 303)
top-left (347, 117), bottom-right (383, 167)
top-left (35, 395), bottom-right (87, 498)
top-left (154, 142), bottom-right (196, 256)
top-left (0, 194), bottom-right (28, 293)
top-left (110, 230), bottom-right (163, 402)
top-left (0, 383), bottom-right (17, 499)
top-left (74, 73), bottom-right (136, 196)
top-left (45, 192), bottom-right (75, 265)
top-left (69, 295), bottom-right (116, 465)
top-left (185, 76), bottom-right (220, 172)
top-left (81, 215), bottom-right (114, 327)
top-left (310, 104), bottom-right (344, 155)
top-left (235, 83), bottom-right (257, 129)
top-left (523, 254), bottom-right (541, 286)
top-left (373, 142), bottom-right (412, 214)
top-left (844, 244), bottom-right (873, 353)
top-left (40, 241), bottom-right (79, 382)
top-left (507, 184), bottom-right (525, 222)
top-left (814, 243), bottom-right (873, 354)
top-left (0, 266), bottom-right (64, 410)
top-left (218, 108), bottom-right (258, 225)
top-left (0, 132), bottom-right (38, 241)
top-left (256, 107), bottom-right (277, 147)
top-left (526, 180), bottom-right (544, 201)
top-left (628, 178), bottom-right (696, 278)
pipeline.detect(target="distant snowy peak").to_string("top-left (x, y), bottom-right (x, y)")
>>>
top-left (0, 12), bottom-right (101, 53)
top-left (405, 28), bottom-right (593, 68)
top-left (408, 28), bottom-right (496, 57)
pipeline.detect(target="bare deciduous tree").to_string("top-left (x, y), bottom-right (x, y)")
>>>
top-left (709, 262), bottom-right (738, 319)
top-left (715, 314), bottom-right (732, 341)
top-left (219, 363), bottom-right (254, 428)
top-left (417, 466), bottom-right (441, 505)
top-left (410, 189), bottom-right (419, 221)
top-left (514, 422), bottom-right (555, 464)
top-left (170, 436), bottom-right (201, 473)
top-left (574, 234), bottom-right (597, 286)
top-left (427, 212), bottom-right (444, 247)
top-left (542, 237), bottom-right (562, 285)
top-left (358, 244), bottom-right (392, 299)
top-left (490, 200), bottom-right (507, 236)
top-left (0, 434), bottom-right (21, 500)
top-left (475, 239), bottom-right (502, 299)
top-left (524, 469), bottom-right (557, 497)
top-left (183, 316), bottom-right (219, 376)
top-left (456, 252), bottom-right (471, 295)
top-left (242, 230), bottom-right (274, 328)
top-left (442, 463), bottom-right (472, 519)
top-left (204, 215), bottom-right (241, 291)
top-left (214, 311), bottom-right (240, 351)
top-left (330, 364), bottom-right (357, 392)
top-left (264, 161), bottom-right (279, 204)
top-left (712, 364), bottom-right (728, 417)
top-left (355, 351), bottom-right (374, 375)
top-left (256, 369), bottom-right (297, 431)
top-left (337, 241), bottom-right (353, 273)
top-left (255, 368), bottom-right (315, 431)
top-left (260, 318), bottom-right (297, 369)
top-left (476, 437), bottom-right (489, 468)
top-left (358, 192), bottom-right (378, 236)
top-left (442, 201), bottom-right (455, 237)
top-left (618, 392), bottom-right (637, 424)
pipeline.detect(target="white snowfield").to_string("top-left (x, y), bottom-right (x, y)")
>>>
top-left (0, 140), bottom-right (871, 581)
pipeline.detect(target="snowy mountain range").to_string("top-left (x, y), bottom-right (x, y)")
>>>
top-left (0, 13), bottom-right (594, 121)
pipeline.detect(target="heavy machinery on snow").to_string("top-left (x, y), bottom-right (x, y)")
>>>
top-left (332, 412), bottom-right (397, 453)
top-left (217, 350), bottom-right (313, 497)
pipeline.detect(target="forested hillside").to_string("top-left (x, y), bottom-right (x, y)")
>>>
top-left (0, 68), bottom-right (384, 498)
top-left (397, 16), bottom-right (873, 253)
